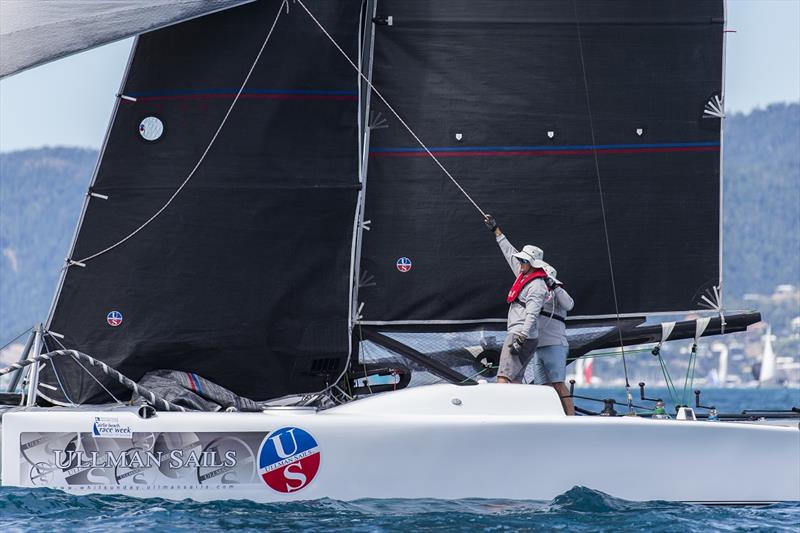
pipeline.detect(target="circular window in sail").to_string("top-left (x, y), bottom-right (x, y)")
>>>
top-left (138, 116), bottom-right (164, 141)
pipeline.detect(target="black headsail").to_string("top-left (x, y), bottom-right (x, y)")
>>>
top-left (353, 0), bottom-right (737, 378)
top-left (358, 0), bottom-right (725, 325)
top-left (40, 0), bottom-right (363, 403)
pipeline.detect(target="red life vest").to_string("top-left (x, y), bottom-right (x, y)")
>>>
top-left (506, 268), bottom-right (548, 303)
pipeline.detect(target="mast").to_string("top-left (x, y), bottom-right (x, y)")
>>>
top-left (349, 0), bottom-right (378, 335)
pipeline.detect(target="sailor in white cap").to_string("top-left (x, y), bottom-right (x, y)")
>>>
top-left (484, 214), bottom-right (548, 383)
top-left (534, 263), bottom-right (576, 415)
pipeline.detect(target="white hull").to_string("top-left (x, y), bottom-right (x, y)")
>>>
top-left (2, 384), bottom-right (798, 503)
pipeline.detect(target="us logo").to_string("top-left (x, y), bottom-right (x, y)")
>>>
top-left (107, 311), bottom-right (123, 327)
top-left (396, 257), bottom-right (412, 273)
top-left (258, 427), bottom-right (320, 493)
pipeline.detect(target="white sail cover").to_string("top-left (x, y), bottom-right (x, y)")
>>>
top-left (0, 0), bottom-right (255, 78)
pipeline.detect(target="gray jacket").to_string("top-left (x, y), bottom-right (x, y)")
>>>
top-left (496, 234), bottom-right (547, 339)
top-left (539, 286), bottom-right (574, 347)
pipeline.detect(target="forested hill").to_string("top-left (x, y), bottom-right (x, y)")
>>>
top-left (1, 103), bottom-right (799, 341)
top-left (723, 103), bottom-right (800, 298)
top-left (1, 147), bottom-right (97, 341)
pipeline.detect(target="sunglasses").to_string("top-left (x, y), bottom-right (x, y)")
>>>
top-left (517, 258), bottom-right (530, 265)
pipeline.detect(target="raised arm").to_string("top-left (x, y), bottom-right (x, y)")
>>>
top-left (496, 234), bottom-right (521, 275)
top-left (484, 214), bottom-right (519, 275)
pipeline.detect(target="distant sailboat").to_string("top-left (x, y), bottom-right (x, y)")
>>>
top-left (758, 325), bottom-right (778, 386)
top-left (571, 357), bottom-right (593, 386)
top-left (710, 341), bottom-right (728, 387)
top-left (572, 358), bottom-right (585, 386)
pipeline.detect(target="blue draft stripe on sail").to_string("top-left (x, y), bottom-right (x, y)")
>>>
top-left (370, 141), bottom-right (720, 153)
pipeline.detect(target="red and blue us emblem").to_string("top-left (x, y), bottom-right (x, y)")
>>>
top-left (106, 311), bottom-right (123, 327)
top-left (396, 257), bottom-right (412, 273)
top-left (258, 427), bottom-right (320, 493)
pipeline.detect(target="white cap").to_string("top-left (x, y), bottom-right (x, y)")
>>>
top-left (543, 263), bottom-right (562, 285)
top-left (512, 245), bottom-right (546, 268)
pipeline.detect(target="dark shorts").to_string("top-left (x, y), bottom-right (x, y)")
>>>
top-left (497, 331), bottom-right (538, 383)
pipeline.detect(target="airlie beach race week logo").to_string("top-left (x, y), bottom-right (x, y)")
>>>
top-left (92, 417), bottom-right (132, 439)
top-left (257, 427), bottom-right (320, 493)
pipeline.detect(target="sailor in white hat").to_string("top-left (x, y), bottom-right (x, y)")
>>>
top-left (535, 263), bottom-right (576, 415)
top-left (484, 214), bottom-right (548, 384)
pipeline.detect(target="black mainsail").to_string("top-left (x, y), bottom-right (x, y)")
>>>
top-left (358, 0), bottom-right (724, 324)
top-left (40, 1), bottom-right (363, 403)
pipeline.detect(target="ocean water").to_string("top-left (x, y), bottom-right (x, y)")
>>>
top-left (1, 388), bottom-right (798, 532)
top-left (571, 385), bottom-right (800, 416)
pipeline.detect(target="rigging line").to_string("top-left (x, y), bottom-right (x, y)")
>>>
top-left (294, 0), bottom-right (487, 218)
top-left (681, 344), bottom-right (699, 406)
top-left (461, 365), bottom-right (496, 384)
top-left (571, 0), bottom-right (631, 394)
top-left (0, 326), bottom-right (33, 352)
top-left (75, 0), bottom-right (289, 265)
top-left (656, 352), bottom-right (679, 405)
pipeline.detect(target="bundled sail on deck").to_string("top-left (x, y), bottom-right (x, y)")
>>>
top-left (40, 1), bottom-right (363, 403)
top-left (358, 0), bottom-right (724, 325)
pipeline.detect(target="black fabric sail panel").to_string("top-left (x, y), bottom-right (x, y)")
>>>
top-left (359, 0), bottom-right (723, 323)
top-left (41, 0), bottom-right (362, 403)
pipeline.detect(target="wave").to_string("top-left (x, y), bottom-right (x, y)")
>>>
top-left (1, 486), bottom-right (797, 532)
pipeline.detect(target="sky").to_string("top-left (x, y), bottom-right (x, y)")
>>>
top-left (0, 0), bottom-right (799, 152)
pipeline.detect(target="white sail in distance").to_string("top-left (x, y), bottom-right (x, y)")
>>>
top-left (759, 325), bottom-right (777, 385)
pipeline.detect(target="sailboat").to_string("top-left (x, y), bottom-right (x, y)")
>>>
top-left (1, 0), bottom-right (798, 503)
top-left (708, 341), bottom-right (729, 386)
top-left (756, 325), bottom-right (778, 386)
